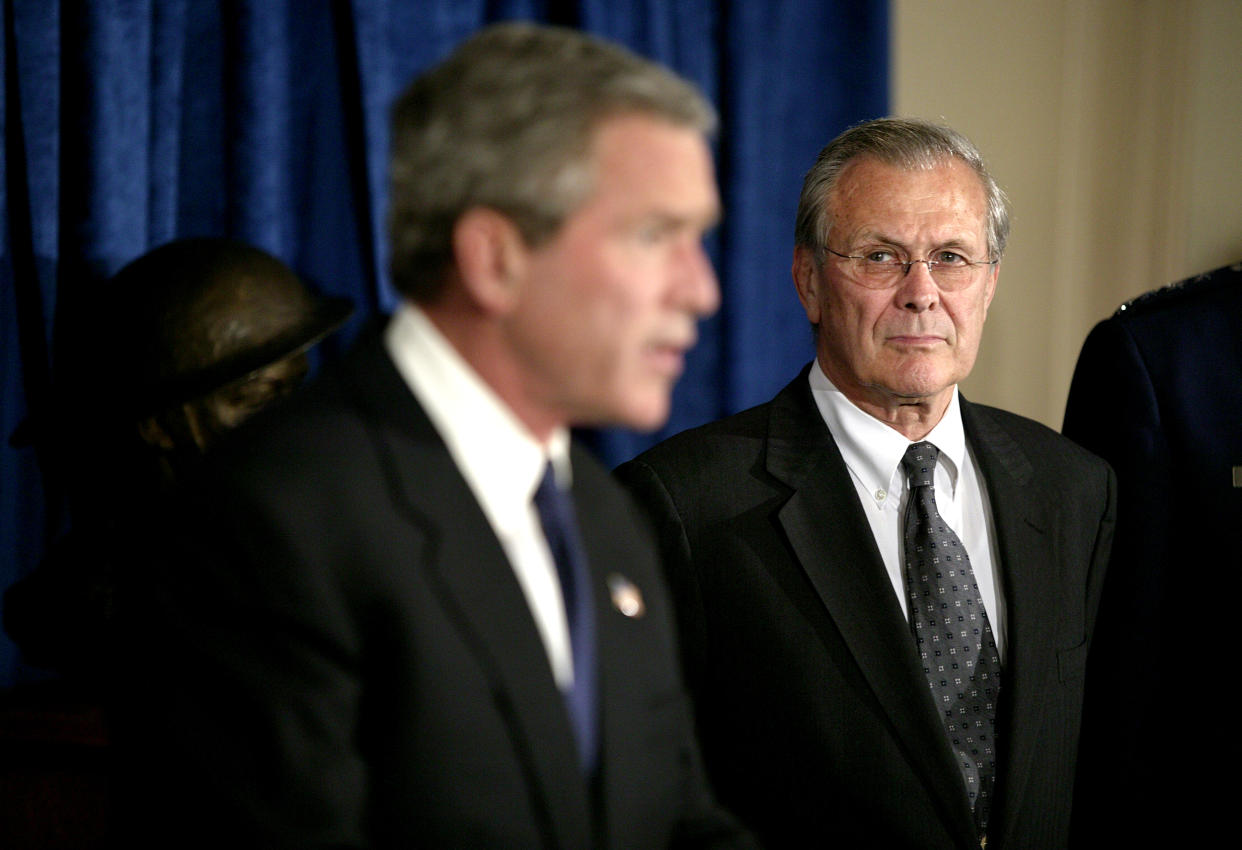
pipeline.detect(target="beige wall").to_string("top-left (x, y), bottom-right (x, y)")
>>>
top-left (892, 0), bottom-right (1242, 428)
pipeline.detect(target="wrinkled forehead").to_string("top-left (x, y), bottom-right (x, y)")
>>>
top-left (829, 156), bottom-right (989, 242)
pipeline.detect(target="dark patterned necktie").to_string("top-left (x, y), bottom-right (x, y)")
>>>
top-left (901, 442), bottom-right (1001, 833)
top-left (532, 462), bottom-right (598, 775)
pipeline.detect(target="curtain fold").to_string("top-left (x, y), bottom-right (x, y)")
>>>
top-left (0, 0), bottom-right (886, 685)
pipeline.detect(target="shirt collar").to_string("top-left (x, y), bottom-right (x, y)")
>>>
top-left (384, 302), bottom-right (571, 535)
top-left (808, 360), bottom-right (966, 496)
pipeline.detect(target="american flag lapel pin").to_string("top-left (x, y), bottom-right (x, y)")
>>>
top-left (607, 573), bottom-right (645, 618)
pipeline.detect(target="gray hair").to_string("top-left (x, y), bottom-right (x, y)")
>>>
top-left (794, 117), bottom-right (1011, 262)
top-left (387, 22), bottom-right (717, 301)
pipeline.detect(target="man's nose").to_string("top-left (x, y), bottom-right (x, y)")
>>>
top-left (895, 259), bottom-right (939, 312)
top-left (675, 239), bottom-right (720, 317)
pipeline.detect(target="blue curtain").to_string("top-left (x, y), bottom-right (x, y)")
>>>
top-left (1, 0), bottom-right (887, 685)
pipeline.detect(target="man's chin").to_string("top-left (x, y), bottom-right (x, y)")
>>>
top-left (570, 390), bottom-right (671, 434)
top-left (619, 407), bottom-right (672, 434)
top-left (612, 393), bottom-right (673, 434)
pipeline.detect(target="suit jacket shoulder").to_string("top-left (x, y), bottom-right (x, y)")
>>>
top-left (1110, 258), bottom-right (1242, 321)
top-left (962, 399), bottom-right (1112, 497)
top-left (1063, 262), bottom-right (1240, 846)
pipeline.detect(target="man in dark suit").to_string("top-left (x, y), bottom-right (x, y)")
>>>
top-left (617, 118), bottom-right (1116, 849)
top-left (119, 23), bottom-right (750, 849)
top-left (1063, 261), bottom-right (1242, 848)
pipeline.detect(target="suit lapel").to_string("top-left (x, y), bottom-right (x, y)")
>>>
top-left (765, 372), bottom-right (976, 839)
top-left (960, 400), bottom-right (1056, 843)
top-left (343, 336), bottom-right (593, 848)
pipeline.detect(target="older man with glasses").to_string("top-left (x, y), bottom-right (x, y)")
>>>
top-left (618, 118), bottom-right (1116, 850)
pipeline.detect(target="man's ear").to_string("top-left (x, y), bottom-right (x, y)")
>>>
top-left (792, 245), bottom-right (823, 324)
top-left (451, 207), bottom-right (529, 315)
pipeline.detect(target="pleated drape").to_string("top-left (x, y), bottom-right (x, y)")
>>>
top-left (1, 0), bottom-right (886, 684)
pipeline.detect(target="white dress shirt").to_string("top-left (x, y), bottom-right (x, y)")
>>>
top-left (807, 362), bottom-right (1007, 660)
top-left (384, 302), bottom-right (577, 688)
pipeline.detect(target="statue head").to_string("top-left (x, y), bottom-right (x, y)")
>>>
top-left (102, 238), bottom-right (353, 453)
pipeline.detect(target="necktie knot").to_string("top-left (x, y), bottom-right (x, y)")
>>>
top-left (901, 441), bottom-right (939, 489)
top-left (534, 462), bottom-right (572, 530)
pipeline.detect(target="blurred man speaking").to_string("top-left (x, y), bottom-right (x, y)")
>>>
top-left (122, 23), bottom-right (749, 850)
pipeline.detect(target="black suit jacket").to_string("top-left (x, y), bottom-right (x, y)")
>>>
top-left (616, 368), bottom-right (1115, 850)
top-left (1063, 262), bottom-right (1242, 847)
top-left (119, 333), bottom-right (747, 849)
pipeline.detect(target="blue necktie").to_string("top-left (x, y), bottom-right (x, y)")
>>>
top-left (901, 442), bottom-right (1001, 834)
top-left (532, 462), bottom-right (598, 774)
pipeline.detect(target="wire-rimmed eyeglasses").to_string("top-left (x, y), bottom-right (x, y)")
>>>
top-left (822, 246), bottom-right (997, 291)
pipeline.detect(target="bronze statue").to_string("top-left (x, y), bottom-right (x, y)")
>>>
top-left (4, 238), bottom-right (353, 678)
